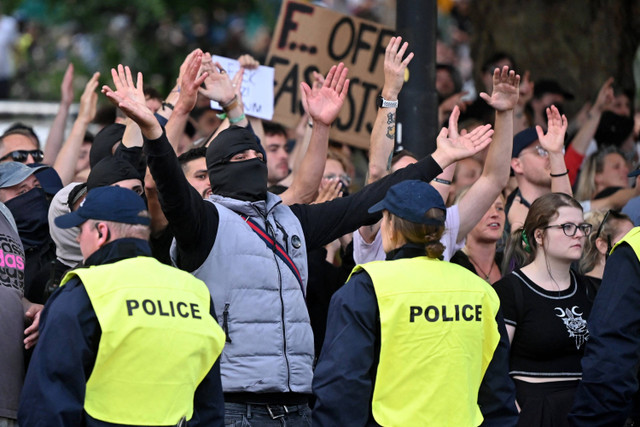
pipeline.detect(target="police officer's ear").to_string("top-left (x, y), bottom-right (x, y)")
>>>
top-left (95, 222), bottom-right (111, 244)
top-left (595, 236), bottom-right (609, 256)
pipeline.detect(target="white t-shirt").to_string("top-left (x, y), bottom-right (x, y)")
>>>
top-left (353, 204), bottom-right (464, 264)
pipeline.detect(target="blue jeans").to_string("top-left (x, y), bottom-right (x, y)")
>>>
top-left (224, 402), bottom-right (312, 427)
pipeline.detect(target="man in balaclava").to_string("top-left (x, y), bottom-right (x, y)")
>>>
top-left (0, 162), bottom-right (55, 303)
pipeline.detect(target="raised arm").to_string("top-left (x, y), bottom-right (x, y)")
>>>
top-left (537, 105), bottom-right (571, 195)
top-left (565, 78), bottom-right (614, 185)
top-left (279, 63), bottom-right (349, 205)
top-left (456, 66), bottom-right (518, 241)
top-left (358, 36), bottom-right (413, 242)
top-left (281, 72), bottom-right (324, 189)
top-left (43, 63), bottom-right (74, 165)
top-left (368, 36), bottom-right (413, 184)
top-left (165, 49), bottom-right (209, 152)
top-left (53, 71), bottom-right (100, 185)
top-left (102, 61), bottom-right (217, 270)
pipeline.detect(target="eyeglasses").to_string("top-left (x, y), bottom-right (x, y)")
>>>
top-left (544, 222), bottom-right (592, 237)
top-left (520, 145), bottom-right (549, 158)
top-left (0, 149), bottom-right (44, 163)
top-left (323, 173), bottom-right (351, 185)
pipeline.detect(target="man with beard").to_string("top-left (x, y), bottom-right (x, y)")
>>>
top-left (102, 52), bottom-right (494, 424)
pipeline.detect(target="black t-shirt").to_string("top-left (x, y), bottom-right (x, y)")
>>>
top-left (493, 269), bottom-right (592, 378)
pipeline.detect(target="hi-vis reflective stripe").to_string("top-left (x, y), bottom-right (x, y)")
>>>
top-left (240, 214), bottom-right (304, 293)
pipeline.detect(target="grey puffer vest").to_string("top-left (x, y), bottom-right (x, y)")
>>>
top-left (171, 193), bottom-right (313, 393)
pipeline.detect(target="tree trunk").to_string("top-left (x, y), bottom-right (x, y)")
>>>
top-left (470, 0), bottom-right (640, 115)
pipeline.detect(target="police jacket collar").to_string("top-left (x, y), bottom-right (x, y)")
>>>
top-left (385, 243), bottom-right (427, 261)
top-left (84, 238), bottom-right (152, 267)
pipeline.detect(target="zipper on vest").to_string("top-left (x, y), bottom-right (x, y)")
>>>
top-left (266, 217), bottom-right (292, 391)
top-left (222, 303), bottom-right (232, 343)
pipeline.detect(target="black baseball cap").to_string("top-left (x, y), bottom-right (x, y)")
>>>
top-left (512, 128), bottom-right (539, 158)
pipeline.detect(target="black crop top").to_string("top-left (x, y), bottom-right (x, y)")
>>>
top-left (493, 269), bottom-right (592, 378)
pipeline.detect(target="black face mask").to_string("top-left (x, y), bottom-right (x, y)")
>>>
top-left (5, 187), bottom-right (50, 249)
top-left (209, 157), bottom-right (268, 202)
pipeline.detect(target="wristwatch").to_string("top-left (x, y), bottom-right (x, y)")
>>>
top-left (376, 95), bottom-right (398, 109)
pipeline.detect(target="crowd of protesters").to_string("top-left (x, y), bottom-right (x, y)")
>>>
top-left (1, 3), bottom-right (640, 425)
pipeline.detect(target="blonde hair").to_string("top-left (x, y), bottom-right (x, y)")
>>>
top-left (575, 146), bottom-right (623, 201)
top-left (579, 209), bottom-right (632, 274)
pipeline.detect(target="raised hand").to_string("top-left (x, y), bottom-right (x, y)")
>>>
top-left (383, 36), bottom-right (413, 99)
top-left (300, 63), bottom-right (349, 127)
top-left (479, 66), bottom-right (520, 112)
top-left (176, 49), bottom-right (201, 89)
top-left (433, 116), bottom-right (494, 168)
top-left (176, 49), bottom-right (208, 113)
top-left (536, 105), bottom-right (568, 154)
top-left (61, 63), bottom-right (75, 106)
top-left (592, 77), bottom-right (614, 113)
top-left (199, 58), bottom-right (235, 104)
top-left (314, 178), bottom-right (343, 203)
top-left (102, 65), bottom-right (161, 139)
top-left (78, 72), bottom-right (100, 122)
top-left (237, 54), bottom-right (259, 70)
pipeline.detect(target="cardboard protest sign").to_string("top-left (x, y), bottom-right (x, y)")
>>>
top-left (210, 55), bottom-right (275, 120)
top-left (266, 0), bottom-right (394, 149)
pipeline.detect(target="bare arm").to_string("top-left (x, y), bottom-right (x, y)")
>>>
top-left (43, 64), bottom-right (74, 165)
top-left (538, 105), bottom-right (572, 195)
top-left (567, 78), bottom-right (614, 156)
top-left (359, 36), bottom-right (413, 242)
top-left (367, 36), bottom-right (413, 184)
top-left (456, 66), bottom-right (519, 241)
top-left (280, 63), bottom-right (350, 205)
top-left (53, 72), bottom-right (100, 185)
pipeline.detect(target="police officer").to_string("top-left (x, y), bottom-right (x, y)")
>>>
top-left (312, 180), bottom-right (518, 426)
top-left (19, 186), bottom-right (226, 427)
top-left (569, 226), bottom-right (640, 426)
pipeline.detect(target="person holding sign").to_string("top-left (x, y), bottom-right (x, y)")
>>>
top-left (102, 50), bottom-right (494, 425)
top-left (312, 180), bottom-right (518, 426)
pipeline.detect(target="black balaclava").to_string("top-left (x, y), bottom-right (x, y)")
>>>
top-left (5, 187), bottom-right (49, 250)
top-left (206, 126), bottom-right (268, 202)
top-left (90, 123), bottom-right (125, 168)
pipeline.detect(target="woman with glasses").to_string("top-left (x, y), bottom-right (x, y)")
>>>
top-left (494, 192), bottom-right (593, 427)
top-left (579, 209), bottom-right (633, 292)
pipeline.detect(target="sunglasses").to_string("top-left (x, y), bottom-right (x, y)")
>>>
top-left (0, 149), bottom-right (44, 163)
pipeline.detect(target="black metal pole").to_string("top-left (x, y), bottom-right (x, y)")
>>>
top-left (395, 0), bottom-right (437, 159)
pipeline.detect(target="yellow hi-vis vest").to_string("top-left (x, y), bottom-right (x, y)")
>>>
top-left (612, 227), bottom-right (640, 258)
top-left (60, 256), bottom-right (225, 426)
top-left (356, 256), bottom-right (501, 427)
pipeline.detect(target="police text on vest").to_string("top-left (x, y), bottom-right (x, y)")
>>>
top-left (409, 305), bottom-right (482, 322)
top-left (126, 299), bottom-right (202, 319)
